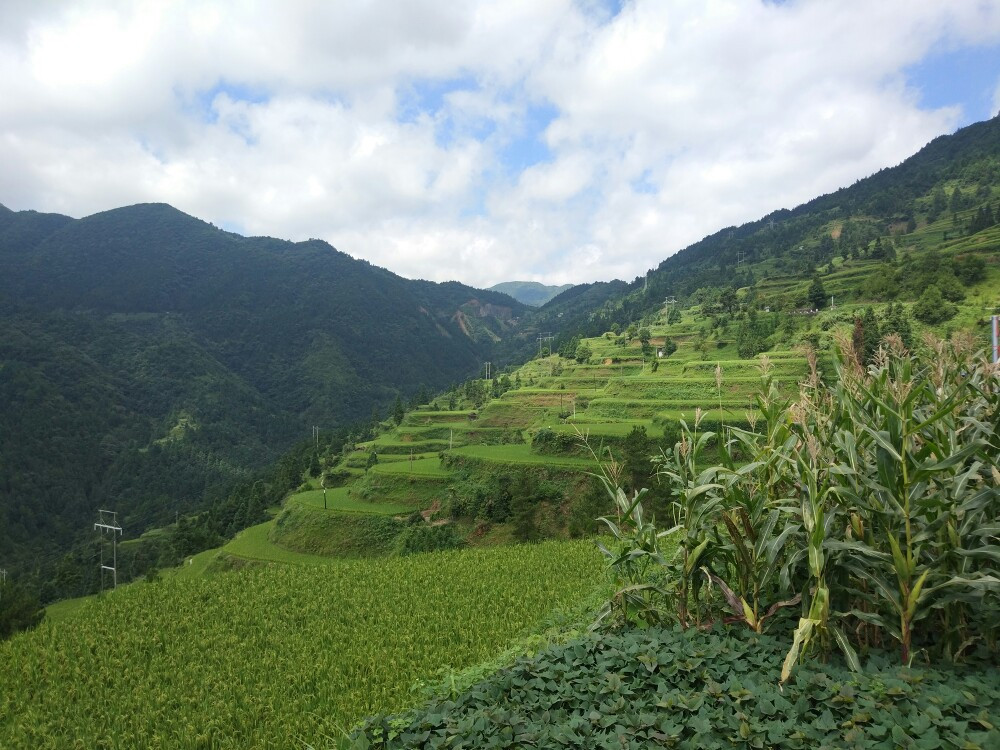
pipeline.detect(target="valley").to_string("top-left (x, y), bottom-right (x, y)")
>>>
top-left (2, 114), bottom-right (1000, 748)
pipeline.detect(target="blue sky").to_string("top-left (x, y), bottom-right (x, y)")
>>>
top-left (1, 1), bottom-right (999, 287)
top-left (905, 42), bottom-right (1000, 125)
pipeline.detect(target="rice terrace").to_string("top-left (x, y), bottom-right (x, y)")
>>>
top-left (2, 3), bottom-right (1000, 749)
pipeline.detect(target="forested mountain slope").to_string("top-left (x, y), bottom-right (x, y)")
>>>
top-left (561, 114), bottom-right (1000, 338)
top-left (0, 203), bottom-right (524, 572)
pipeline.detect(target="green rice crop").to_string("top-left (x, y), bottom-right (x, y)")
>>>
top-left (0, 541), bottom-right (604, 749)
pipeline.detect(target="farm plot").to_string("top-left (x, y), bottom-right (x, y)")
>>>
top-left (0, 541), bottom-right (605, 750)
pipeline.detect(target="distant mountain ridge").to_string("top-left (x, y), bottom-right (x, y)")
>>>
top-left (488, 281), bottom-right (574, 306)
top-left (0, 202), bottom-right (526, 572)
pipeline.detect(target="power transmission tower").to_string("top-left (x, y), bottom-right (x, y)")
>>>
top-left (736, 250), bottom-right (746, 267)
top-left (536, 333), bottom-right (553, 355)
top-left (94, 510), bottom-right (123, 590)
top-left (483, 361), bottom-right (491, 380)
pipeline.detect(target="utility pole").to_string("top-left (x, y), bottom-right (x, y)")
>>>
top-left (94, 510), bottom-right (123, 590)
top-left (536, 333), bottom-right (553, 355)
top-left (992, 315), bottom-right (999, 364)
top-left (663, 297), bottom-right (676, 319)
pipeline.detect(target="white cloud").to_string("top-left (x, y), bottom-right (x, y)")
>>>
top-left (1, 1), bottom-right (999, 287)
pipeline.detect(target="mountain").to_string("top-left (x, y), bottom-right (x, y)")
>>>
top-left (0, 203), bottom-right (526, 573)
top-left (488, 281), bottom-right (575, 306)
top-left (553, 114), bottom-right (1000, 339)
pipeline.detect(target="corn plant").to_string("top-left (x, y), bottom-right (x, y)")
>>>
top-left (713, 364), bottom-right (804, 635)
top-left (592, 482), bottom-right (672, 628)
top-left (580, 437), bottom-right (673, 628)
top-left (816, 335), bottom-right (999, 664)
top-left (655, 409), bottom-right (724, 628)
top-left (596, 336), bottom-right (998, 678)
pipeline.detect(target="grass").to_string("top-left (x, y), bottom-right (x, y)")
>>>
top-left (169, 546), bottom-right (221, 579)
top-left (450, 444), bottom-right (595, 468)
top-left (288, 486), bottom-right (413, 515)
top-left (370, 455), bottom-right (451, 476)
top-left (43, 595), bottom-right (94, 624)
top-left (222, 518), bottom-right (342, 565)
top-left (550, 420), bottom-right (657, 437)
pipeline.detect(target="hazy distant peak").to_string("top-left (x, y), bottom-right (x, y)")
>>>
top-left (488, 281), bottom-right (575, 306)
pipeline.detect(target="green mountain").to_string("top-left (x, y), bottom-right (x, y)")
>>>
top-left (0, 203), bottom-right (526, 573)
top-left (487, 281), bottom-right (574, 306)
top-left (558, 114), bottom-right (1000, 342)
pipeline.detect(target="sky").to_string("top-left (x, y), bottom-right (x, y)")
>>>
top-left (1, 1), bottom-right (999, 288)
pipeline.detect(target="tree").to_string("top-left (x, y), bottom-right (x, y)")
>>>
top-left (912, 285), bottom-right (956, 324)
top-left (954, 254), bottom-right (986, 285)
top-left (736, 312), bottom-right (767, 359)
top-left (365, 451), bottom-right (379, 472)
top-left (949, 186), bottom-right (963, 213)
top-left (871, 236), bottom-right (885, 260)
top-left (852, 307), bottom-right (880, 365)
top-left (666, 304), bottom-right (681, 324)
top-left (392, 395), bottom-right (405, 425)
top-left (719, 288), bottom-right (738, 314)
top-left (928, 186), bottom-right (947, 222)
top-left (661, 338), bottom-right (677, 357)
top-left (621, 426), bottom-right (654, 493)
top-left (0, 579), bottom-right (43, 640)
top-left (638, 327), bottom-right (651, 347)
top-left (881, 302), bottom-right (914, 351)
top-left (415, 384), bottom-right (429, 406)
top-left (574, 341), bottom-right (592, 364)
top-left (807, 275), bottom-right (826, 310)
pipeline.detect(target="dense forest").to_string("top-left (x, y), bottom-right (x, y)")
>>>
top-left (0, 203), bottom-right (526, 577)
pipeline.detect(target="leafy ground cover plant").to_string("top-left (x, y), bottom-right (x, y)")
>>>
top-left (350, 625), bottom-right (1000, 750)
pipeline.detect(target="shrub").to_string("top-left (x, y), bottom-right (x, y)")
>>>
top-left (912, 284), bottom-right (957, 323)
